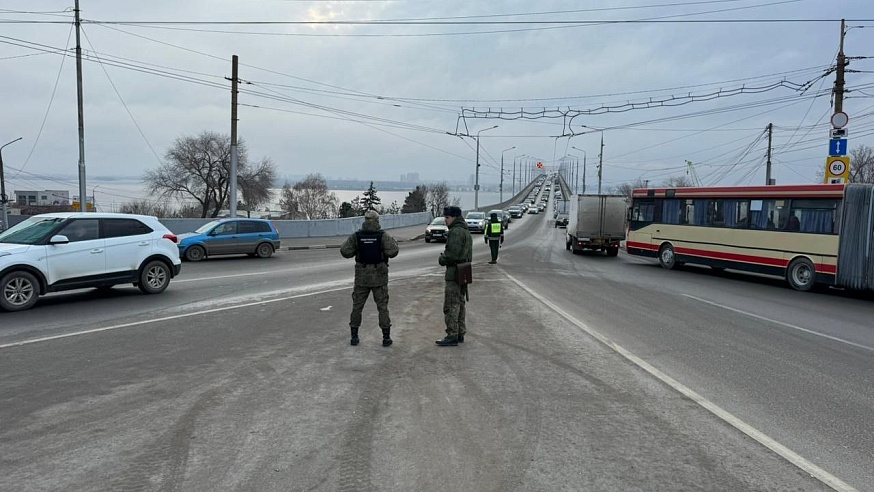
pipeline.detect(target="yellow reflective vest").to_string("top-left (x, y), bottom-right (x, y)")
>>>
top-left (490, 222), bottom-right (502, 234)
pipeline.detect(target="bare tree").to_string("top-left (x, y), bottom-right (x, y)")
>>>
top-left (279, 173), bottom-right (338, 219)
top-left (426, 182), bottom-right (452, 216)
top-left (612, 179), bottom-right (648, 199)
top-left (144, 131), bottom-right (276, 218)
top-left (849, 145), bottom-right (874, 183)
top-left (662, 175), bottom-right (694, 188)
top-left (119, 199), bottom-right (177, 217)
top-left (239, 157), bottom-right (277, 217)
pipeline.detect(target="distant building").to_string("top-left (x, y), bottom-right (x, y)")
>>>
top-left (400, 172), bottom-right (420, 183)
top-left (14, 190), bottom-right (71, 206)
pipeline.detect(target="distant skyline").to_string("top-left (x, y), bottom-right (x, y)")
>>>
top-left (2, 0), bottom-right (873, 201)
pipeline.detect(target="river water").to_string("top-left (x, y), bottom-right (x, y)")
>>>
top-left (17, 180), bottom-right (520, 214)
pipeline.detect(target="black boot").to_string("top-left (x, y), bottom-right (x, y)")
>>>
top-left (350, 327), bottom-right (359, 346)
top-left (381, 327), bottom-right (392, 347)
top-left (458, 333), bottom-right (465, 343)
top-left (435, 336), bottom-right (458, 346)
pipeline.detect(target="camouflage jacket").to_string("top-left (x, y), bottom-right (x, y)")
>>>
top-left (340, 221), bottom-right (399, 287)
top-left (439, 218), bottom-right (473, 282)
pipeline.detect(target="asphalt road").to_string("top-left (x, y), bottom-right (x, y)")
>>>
top-left (1, 192), bottom-right (872, 491)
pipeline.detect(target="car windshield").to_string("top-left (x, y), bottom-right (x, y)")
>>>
top-left (489, 210), bottom-right (502, 216)
top-left (467, 213), bottom-right (485, 220)
top-left (430, 218), bottom-right (445, 225)
top-left (0, 216), bottom-right (65, 245)
top-left (194, 220), bottom-right (222, 234)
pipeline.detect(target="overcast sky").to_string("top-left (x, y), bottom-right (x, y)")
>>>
top-left (2, 0), bottom-right (873, 201)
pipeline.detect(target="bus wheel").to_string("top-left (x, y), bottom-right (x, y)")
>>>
top-left (787, 258), bottom-right (815, 291)
top-left (658, 244), bottom-right (677, 270)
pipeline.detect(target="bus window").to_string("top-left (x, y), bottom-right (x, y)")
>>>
top-left (725, 200), bottom-right (749, 227)
top-left (789, 199), bottom-right (838, 234)
top-left (707, 200), bottom-right (726, 227)
top-left (752, 200), bottom-right (788, 230)
top-left (631, 200), bottom-right (655, 222)
top-left (662, 199), bottom-right (681, 224)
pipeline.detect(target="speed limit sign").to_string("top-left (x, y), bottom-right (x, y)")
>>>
top-left (824, 156), bottom-right (850, 183)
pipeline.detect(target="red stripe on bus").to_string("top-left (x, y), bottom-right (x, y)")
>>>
top-left (674, 246), bottom-right (836, 275)
top-left (626, 241), bottom-right (658, 251)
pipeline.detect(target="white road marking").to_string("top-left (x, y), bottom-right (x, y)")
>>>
top-left (0, 285), bottom-right (350, 350)
top-left (503, 272), bottom-right (857, 492)
top-left (684, 294), bottom-right (874, 353)
top-left (1, 268), bottom-right (436, 350)
top-left (320, 306), bottom-right (332, 311)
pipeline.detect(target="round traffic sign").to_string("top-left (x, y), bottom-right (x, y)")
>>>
top-left (831, 111), bottom-right (849, 128)
top-left (828, 158), bottom-right (847, 176)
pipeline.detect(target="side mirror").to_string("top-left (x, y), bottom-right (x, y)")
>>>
top-left (49, 235), bottom-right (70, 245)
top-left (626, 208), bottom-right (633, 221)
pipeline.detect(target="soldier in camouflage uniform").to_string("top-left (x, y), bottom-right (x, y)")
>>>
top-left (436, 206), bottom-right (473, 346)
top-left (340, 210), bottom-right (400, 346)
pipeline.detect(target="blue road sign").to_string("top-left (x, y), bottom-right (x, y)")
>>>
top-left (829, 138), bottom-right (848, 156)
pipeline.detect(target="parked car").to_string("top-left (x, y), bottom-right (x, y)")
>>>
top-left (177, 218), bottom-right (280, 261)
top-left (424, 217), bottom-right (448, 243)
top-left (555, 213), bottom-right (569, 228)
top-left (465, 211), bottom-right (487, 233)
top-left (0, 212), bottom-right (181, 312)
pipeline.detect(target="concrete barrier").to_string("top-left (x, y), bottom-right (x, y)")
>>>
top-left (159, 211), bottom-right (433, 238)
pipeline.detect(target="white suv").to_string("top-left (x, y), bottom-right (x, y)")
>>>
top-left (0, 212), bottom-right (182, 312)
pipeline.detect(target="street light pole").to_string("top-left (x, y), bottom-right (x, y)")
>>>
top-left (474, 125), bottom-right (498, 210)
top-left (0, 137), bottom-right (23, 231)
top-left (572, 146), bottom-right (586, 195)
top-left (500, 146), bottom-right (515, 203)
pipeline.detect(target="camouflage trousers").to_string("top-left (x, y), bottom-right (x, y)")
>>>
top-left (443, 281), bottom-right (467, 338)
top-left (350, 284), bottom-right (391, 329)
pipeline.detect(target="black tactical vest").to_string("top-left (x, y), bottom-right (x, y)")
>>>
top-left (356, 231), bottom-right (385, 265)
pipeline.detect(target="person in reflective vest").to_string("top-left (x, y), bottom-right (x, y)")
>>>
top-left (484, 212), bottom-right (504, 264)
top-left (340, 210), bottom-right (399, 346)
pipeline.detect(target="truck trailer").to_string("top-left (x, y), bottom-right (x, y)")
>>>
top-left (566, 194), bottom-right (627, 256)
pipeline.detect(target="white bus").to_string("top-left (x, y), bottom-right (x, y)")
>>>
top-left (625, 183), bottom-right (874, 292)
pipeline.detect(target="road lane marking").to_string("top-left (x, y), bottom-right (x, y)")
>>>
top-left (503, 272), bottom-right (857, 492)
top-left (0, 268), bottom-right (437, 350)
top-left (684, 294), bottom-right (874, 353)
top-left (0, 285), bottom-right (351, 350)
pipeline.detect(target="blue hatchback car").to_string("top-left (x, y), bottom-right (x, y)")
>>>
top-left (177, 218), bottom-right (281, 262)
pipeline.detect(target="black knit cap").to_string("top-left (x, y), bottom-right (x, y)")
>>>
top-left (443, 206), bottom-right (462, 217)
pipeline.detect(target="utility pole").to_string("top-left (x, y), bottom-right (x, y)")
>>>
top-left (835, 19), bottom-right (847, 114)
top-left (74, 0), bottom-right (86, 212)
top-left (1, 137), bottom-right (23, 230)
top-left (500, 146), bottom-right (515, 203)
top-left (473, 125), bottom-right (497, 210)
top-left (765, 123), bottom-right (773, 185)
top-left (597, 132), bottom-right (604, 194)
top-left (229, 55), bottom-right (239, 218)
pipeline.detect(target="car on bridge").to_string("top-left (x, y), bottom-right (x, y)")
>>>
top-left (465, 211), bottom-right (487, 233)
top-left (177, 218), bottom-right (280, 262)
top-left (424, 217), bottom-right (448, 243)
top-left (0, 212), bottom-right (181, 312)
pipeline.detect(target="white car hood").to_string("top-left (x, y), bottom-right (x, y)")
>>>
top-left (0, 243), bottom-right (33, 256)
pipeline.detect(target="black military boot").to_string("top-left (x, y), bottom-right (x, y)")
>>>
top-left (350, 327), bottom-right (359, 346)
top-left (381, 327), bottom-right (392, 347)
top-left (458, 333), bottom-right (465, 343)
top-left (435, 336), bottom-right (458, 346)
